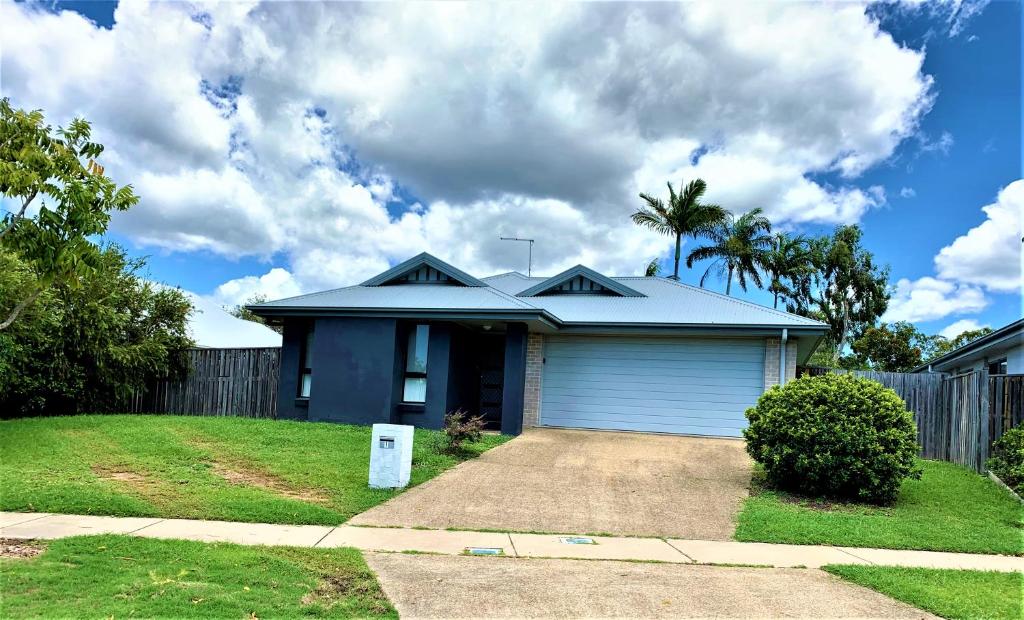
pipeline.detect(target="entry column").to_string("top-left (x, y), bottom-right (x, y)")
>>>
top-left (501, 322), bottom-right (528, 435)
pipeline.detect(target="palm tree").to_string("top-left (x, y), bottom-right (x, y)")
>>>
top-left (685, 208), bottom-right (773, 295)
top-left (644, 258), bottom-right (661, 277)
top-left (631, 178), bottom-right (729, 280)
top-left (762, 233), bottom-right (813, 308)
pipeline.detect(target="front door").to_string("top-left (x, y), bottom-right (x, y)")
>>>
top-left (476, 335), bottom-right (505, 430)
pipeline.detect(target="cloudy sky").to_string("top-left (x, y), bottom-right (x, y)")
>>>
top-left (1, 0), bottom-right (1020, 339)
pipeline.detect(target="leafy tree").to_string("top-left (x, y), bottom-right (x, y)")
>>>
top-left (929, 327), bottom-right (994, 360)
top-left (229, 293), bottom-right (282, 334)
top-left (632, 178), bottom-right (728, 280)
top-left (686, 208), bottom-right (773, 295)
top-left (0, 245), bottom-right (193, 417)
top-left (644, 258), bottom-right (661, 277)
top-left (0, 99), bottom-right (138, 330)
top-left (788, 226), bottom-right (889, 364)
top-left (762, 233), bottom-right (813, 309)
top-left (851, 322), bottom-right (925, 372)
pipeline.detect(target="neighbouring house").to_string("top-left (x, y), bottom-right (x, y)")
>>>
top-left (248, 253), bottom-right (829, 437)
top-left (915, 319), bottom-right (1024, 376)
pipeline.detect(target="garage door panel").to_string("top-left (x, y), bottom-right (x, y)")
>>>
top-left (543, 373), bottom-right (763, 389)
top-left (541, 336), bottom-right (764, 438)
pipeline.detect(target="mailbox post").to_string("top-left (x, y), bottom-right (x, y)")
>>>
top-left (369, 423), bottom-right (414, 489)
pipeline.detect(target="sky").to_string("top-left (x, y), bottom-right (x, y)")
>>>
top-left (1, 0), bottom-right (1021, 342)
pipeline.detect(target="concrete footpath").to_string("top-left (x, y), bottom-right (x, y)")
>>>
top-left (2, 511), bottom-right (1022, 572)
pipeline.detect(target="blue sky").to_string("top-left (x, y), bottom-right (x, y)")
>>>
top-left (5, 1), bottom-right (1022, 339)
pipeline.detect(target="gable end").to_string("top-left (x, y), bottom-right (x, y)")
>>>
top-left (361, 252), bottom-right (487, 287)
top-left (518, 265), bottom-right (645, 297)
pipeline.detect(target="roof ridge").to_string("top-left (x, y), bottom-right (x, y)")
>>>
top-left (482, 284), bottom-right (542, 310)
top-left (482, 271), bottom-right (529, 280)
top-left (653, 278), bottom-right (827, 326)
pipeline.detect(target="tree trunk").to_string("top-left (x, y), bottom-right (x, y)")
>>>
top-left (0, 288), bottom-right (42, 331)
top-left (671, 234), bottom-right (681, 280)
top-left (726, 266), bottom-right (733, 295)
top-left (773, 291), bottom-right (779, 308)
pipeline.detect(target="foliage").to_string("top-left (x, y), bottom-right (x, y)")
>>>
top-left (644, 257), bottom-right (661, 277)
top-left (0, 535), bottom-right (397, 619)
top-left (686, 207), bottom-right (773, 295)
top-left (824, 565), bottom-right (1022, 620)
top-left (850, 321), bottom-right (926, 371)
top-left (0, 246), bottom-right (193, 417)
top-left (743, 373), bottom-right (920, 504)
top-left (229, 293), bottom-right (282, 334)
top-left (439, 409), bottom-right (487, 453)
top-left (762, 233), bottom-right (813, 309)
top-left (0, 99), bottom-right (138, 329)
top-left (0, 415), bottom-right (511, 524)
top-left (788, 226), bottom-right (889, 363)
top-left (632, 178), bottom-right (729, 280)
top-left (986, 427), bottom-right (1024, 496)
top-left (924, 326), bottom-right (995, 362)
top-left (737, 460), bottom-right (1023, 555)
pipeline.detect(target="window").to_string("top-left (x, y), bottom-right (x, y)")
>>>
top-left (298, 323), bottom-right (314, 398)
top-left (989, 358), bottom-right (1008, 375)
top-left (403, 324), bottom-right (429, 402)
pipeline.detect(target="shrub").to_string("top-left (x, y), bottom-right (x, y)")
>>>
top-left (438, 409), bottom-right (486, 453)
top-left (986, 427), bottom-right (1024, 496)
top-left (743, 373), bottom-right (921, 504)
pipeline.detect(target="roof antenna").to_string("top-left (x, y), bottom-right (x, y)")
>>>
top-left (499, 236), bottom-right (535, 276)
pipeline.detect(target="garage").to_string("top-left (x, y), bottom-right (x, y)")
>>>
top-left (540, 335), bottom-right (766, 437)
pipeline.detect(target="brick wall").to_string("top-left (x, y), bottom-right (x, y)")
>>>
top-left (763, 337), bottom-right (798, 390)
top-left (523, 333), bottom-right (544, 428)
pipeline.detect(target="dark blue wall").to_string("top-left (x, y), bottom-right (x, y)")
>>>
top-left (307, 317), bottom-right (399, 425)
top-left (501, 323), bottom-right (528, 435)
top-left (276, 320), bottom-right (308, 421)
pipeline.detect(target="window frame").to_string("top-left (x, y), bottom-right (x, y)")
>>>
top-left (297, 322), bottom-right (314, 399)
top-left (402, 324), bottom-right (430, 403)
top-left (988, 358), bottom-right (1008, 375)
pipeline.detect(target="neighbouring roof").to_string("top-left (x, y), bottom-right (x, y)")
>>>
top-left (251, 253), bottom-right (828, 332)
top-left (913, 318), bottom-right (1024, 373)
top-left (186, 292), bottom-right (282, 348)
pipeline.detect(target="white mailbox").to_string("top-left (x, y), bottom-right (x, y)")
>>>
top-left (369, 423), bottom-right (414, 489)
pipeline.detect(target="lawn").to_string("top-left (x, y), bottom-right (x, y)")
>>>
top-left (0, 415), bottom-right (510, 525)
top-left (824, 565), bottom-right (1023, 620)
top-left (735, 460), bottom-right (1023, 555)
top-left (0, 534), bottom-right (395, 618)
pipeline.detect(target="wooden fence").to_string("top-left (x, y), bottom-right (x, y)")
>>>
top-left (801, 367), bottom-right (1024, 472)
top-left (128, 347), bottom-right (281, 418)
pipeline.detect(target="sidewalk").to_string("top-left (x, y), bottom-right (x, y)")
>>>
top-left (2, 511), bottom-right (1021, 572)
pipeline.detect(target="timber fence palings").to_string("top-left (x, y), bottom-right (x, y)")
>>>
top-left (799, 367), bottom-right (1021, 472)
top-left (128, 347), bottom-right (280, 419)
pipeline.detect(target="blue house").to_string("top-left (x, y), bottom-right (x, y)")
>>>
top-left (248, 253), bottom-right (828, 437)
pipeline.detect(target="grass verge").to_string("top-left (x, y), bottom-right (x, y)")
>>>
top-left (824, 564), bottom-right (1023, 620)
top-left (0, 415), bottom-right (510, 525)
top-left (0, 534), bottom-right (395, 618)
top-left (735, 460), bottom-right (1023, 555)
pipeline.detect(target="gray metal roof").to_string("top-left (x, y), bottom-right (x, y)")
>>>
top-left (251, 255), bottom-right (827, 331)
top-left (912, 318), bottom-right (1024, 373)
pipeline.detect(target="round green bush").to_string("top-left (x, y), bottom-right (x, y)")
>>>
top-left (986, 427), bottom-right (1024, 496)
top-left (743, 373), bottom-right (921, 504)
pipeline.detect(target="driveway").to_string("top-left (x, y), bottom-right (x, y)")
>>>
top-left (350, 428), bottom-right (752, 540)
top-left (365, 553), bottom-right (935, 619)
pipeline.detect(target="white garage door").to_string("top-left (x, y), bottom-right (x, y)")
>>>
top-left (540, 336), bottom-right (765, 437)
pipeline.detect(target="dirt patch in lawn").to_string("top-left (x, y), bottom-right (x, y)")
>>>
top-left (1, 538), bottom-right (45, 559)
top-left (208, 462), bottom-right (329, 504)
top-left (301, 574), bottom-right (393, 614)
top-left (91, 464), bottom-right (186, 509)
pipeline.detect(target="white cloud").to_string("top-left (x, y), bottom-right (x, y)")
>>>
top-left (883, 276), bottom-right (988, 323)
top-left (0, 1), bottom-right (934, 294)
top-left (210, 268), bottom-right (304, 308)
top-left (938, 318), bottom-right (988, 339)
top-left (900, 187), bottom-right (916, 198)
top-left (934, 179), bottom-right (1024, 293)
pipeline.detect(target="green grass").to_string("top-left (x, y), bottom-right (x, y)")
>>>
top-left (824, 565), bottom-right (1023, 620)
top-left (0, 535), bottom-right (395, 618)
top-left (735, 460), bottom-right (1023, 555)
top-left (0, 415), bottom-right (510, 525)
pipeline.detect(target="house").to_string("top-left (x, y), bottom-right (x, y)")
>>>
top-left (914, 319), bottom-right (1024, 375)
top-left (248, 252), bottom-right (829, 437)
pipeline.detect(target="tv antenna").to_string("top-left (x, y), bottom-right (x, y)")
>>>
top-left (499, 236), bottom-right (535, 276)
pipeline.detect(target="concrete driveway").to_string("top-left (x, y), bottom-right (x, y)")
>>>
top-left (350, 428), bottom-right (752, 540)
top-left (365, 553), bottom-right (935, 619)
